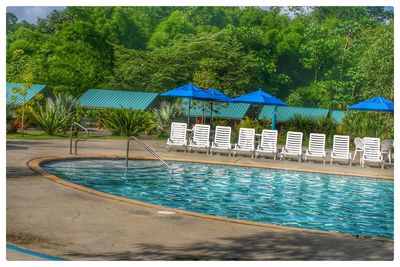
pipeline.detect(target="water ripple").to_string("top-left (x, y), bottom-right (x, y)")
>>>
top-left (42, 159), bottom-right (394, 238)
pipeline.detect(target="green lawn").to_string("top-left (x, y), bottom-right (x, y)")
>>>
top-left (7, 131), bottom-right (68, 140)
top-left (6, 130), bottom-right (165, 141)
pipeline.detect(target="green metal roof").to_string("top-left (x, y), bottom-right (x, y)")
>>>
top-left (331, 110), bottom-right (346, 123)
top-left (182, 99), bottom-right (250, 119)
top-left (259, 106), bottom-right (346, 123)
top-left (6, 82), bottom-right (46, 104)
top-left (78, 89), bottom-right (158, 110)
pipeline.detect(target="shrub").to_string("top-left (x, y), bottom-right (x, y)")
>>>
top-left (152, 101), bottom-right (184, 137)
top-left (210, 118), bottom-right (229, 128)
top-left (282, 114), bottom-right (338, 146)
top-left (337, 111), bottom-right (393, 140)
top-left (102, 108), bottom-right (156, 136)
top-left (285, 115), bottom-right (315, 141)
top-left (30, 94), bottom-right (79, 135)
top-left (6, 103), bottom-right (18, 133)
top-left (232, 117), bottom-right (271, 142)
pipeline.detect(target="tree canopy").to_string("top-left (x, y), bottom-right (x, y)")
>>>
top-left (6, 6), bottom-right (393, 108)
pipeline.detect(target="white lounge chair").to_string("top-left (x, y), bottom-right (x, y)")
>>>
top-left (362, 137), bottom-right (384, 169)
top-left (255, 129), bottom-right (278, 160)
top-left (305, 133), bottom-right (326, 164)
top-left (188, 124), bottom-right (211, 153)
top-left (280, 131), bottom-right (303, 162)
top-left (233, 128), bottom-right (255, 157)
top-left (330, 135), bottom-right (352, 166)
top-left (210, 126), bottom-right (232, 156)
top-left (381, 139), bottom-right (393, 163)
top-left (166, 122), bottom-right (187, 151)
top-left (353, 137), bottom-right (364, 165)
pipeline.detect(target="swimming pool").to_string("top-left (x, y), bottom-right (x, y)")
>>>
top-left (42, 158), bottom-right (393, 238)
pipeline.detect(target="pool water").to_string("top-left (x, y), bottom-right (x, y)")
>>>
top-left (42, 159), bottom-right (394, 238)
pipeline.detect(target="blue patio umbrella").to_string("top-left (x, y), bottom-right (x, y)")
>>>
top-left (349, 96), bottom-right (394, 137)
top-left (206, 88), bottom-right (233, 123)
top-left (349, 96), bottom-right (394, 112)
top-left (231, 89), bottom-right (287, 130)
top-left (160, 84), bottom-right (213, 125)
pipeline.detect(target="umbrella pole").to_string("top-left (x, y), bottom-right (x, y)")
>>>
top-left (375, 111), bottom-right (379, 138)
top-left (202, 101), bottom-right (205, 124)
top-left (210, 101), bottom-right (214, 125)
top-left (384, 112), bottom-right (391, 140)
top-left (188, 99), bottom-right (191, 127)
top-left (272, 105), bottom-right (277, 130)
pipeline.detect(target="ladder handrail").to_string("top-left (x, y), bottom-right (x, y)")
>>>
top-left (126, 136), bottom-right (173, 173)
top-left (69, 122), bottom-right (89, 155)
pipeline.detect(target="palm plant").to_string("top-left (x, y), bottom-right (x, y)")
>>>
top-left (285, 115), bottom-right (315, 140)
top-left (152, 101), bottom-right (184, 136)
top-left (30, 94), bottom-right (79, 135)
top-left (102, 108), bottom-right (156, 136)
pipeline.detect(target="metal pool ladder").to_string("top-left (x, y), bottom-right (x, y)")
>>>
top-left (69, 122), bottom-right (89, 155)
top-left (126, 136), bottom-right (173, 174)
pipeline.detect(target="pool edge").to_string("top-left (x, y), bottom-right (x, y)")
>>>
top-left (27, 155), bottom-right (394, 242)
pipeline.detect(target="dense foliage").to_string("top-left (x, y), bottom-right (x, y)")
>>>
top-left (7, 6), bottom-right (393, 106)
top-left (6, 7), bottom-right (394, 139)
top-left (101, 108), bottom-right (155, 136)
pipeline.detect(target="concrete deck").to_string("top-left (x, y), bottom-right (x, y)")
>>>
top-left (7, 139), bottom-right (394, 260)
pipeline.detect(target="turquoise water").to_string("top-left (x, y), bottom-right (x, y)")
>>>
top-left (42, 159), bottom-right (393, 238)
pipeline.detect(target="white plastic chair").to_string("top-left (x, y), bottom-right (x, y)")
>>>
top-left (166, 122), bottom-right (187, 151)
top-left (330, 135), bottom-right (352, 166)
top-left (353, 137), bottom-right (364, 165)
top-left (362, 137), bottom-right (384, 169)
top-left (188, 124), bottom-right (211, 153)
top-left (381, 139), bottom-right (393, 163)
top-left (280, 131), bottom-right (303, 162)
top-left (305, 133), bottom-right (326, 164)
top-left (210, 126), bottom-right (232, 156)
top-left (255, 129), bottom-right (278, 160)
top-left (233, 128), bottom-right (255, 157)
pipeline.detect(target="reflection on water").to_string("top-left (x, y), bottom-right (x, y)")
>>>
top-left (43, 159), bottom-right (394, 238)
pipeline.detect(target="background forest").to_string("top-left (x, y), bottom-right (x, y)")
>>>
top-left (6, 6), bottom-right (394, 110)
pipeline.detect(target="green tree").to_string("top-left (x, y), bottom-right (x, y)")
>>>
top-left (147, 10), bottom-right (196, 49)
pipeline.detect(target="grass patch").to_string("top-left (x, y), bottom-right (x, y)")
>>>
top-left (6, 129), bottom-right (166, 141)
top-left (6, 131), bottom-right (68, 140)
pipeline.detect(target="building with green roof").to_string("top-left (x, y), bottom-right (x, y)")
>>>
top-left (258, 106), bottom-right (346, 123)
top-left (6, 82), bottom-right (47, 104)
top-left (78, 89), bottom-right (158, 110)
top-left (181, 99), bottom-right (251, 120)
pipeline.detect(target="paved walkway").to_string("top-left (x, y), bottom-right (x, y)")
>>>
top-left (7, 139), bottom-right (394, 260)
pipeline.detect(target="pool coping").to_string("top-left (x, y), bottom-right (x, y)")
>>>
top-left (27, 155), bottom-right (394, 242)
